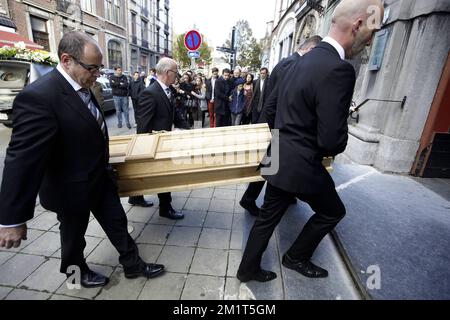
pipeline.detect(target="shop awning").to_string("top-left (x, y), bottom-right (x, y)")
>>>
top-left (0, 30), bottom-right (43, 50)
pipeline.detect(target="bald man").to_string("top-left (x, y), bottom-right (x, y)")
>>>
top-left (237, 0), bottom-right (384, 283)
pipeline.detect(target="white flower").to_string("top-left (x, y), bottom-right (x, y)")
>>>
top-left (14, 41), bottom-right (26, 50)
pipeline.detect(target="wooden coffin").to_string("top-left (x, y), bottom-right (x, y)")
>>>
top-left (109, 124), bottom-right (333, 197)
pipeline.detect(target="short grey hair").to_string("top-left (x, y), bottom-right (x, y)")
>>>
top-left (155, 57), bottom-right (176, 76)
top-left (58, 31), bottom-right (95, 60)
top-left (298, 35), bottom-right (323, 51)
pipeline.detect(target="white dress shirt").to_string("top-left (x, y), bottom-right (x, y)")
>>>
top-left (322, 36), bottom-right (346, 60)
top-left (0, 65), bottom-right (84, 228)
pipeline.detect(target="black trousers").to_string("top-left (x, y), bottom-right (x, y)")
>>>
top-left (238, 183), bottom-right (346, 276)
top-left (216, 112), bottom-right (231, 127)
top-left (241, 181), bottom-right (265, 204)
top-left (57, 177), bottom-right (143, 274)
top-left (131, 98), bottom-right (139, 124)
top-left (158, 192), bottom-right (172, 211)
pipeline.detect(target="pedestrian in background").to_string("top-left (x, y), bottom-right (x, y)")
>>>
top-left (191, 77), bottom-right (208, 128)
top-left (110, 66), bottom-right (131, 129)
top-left (205, 67), bottom-right (219, 127)
top-left (129, 71), bottom-right (145, 127)
top-left (241, 73), bottom-right (254, 125)
top-left (229, 78), bottom-right (246, 126)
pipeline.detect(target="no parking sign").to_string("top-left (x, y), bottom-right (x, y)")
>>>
top-left (184, 30), bottom-right (202, 52)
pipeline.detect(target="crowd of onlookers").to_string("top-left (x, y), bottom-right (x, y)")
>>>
top-left (102, 65), bottom-right (271, 130)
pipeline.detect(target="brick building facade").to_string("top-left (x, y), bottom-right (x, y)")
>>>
top-left (0, 0), bottom-right (173, 72)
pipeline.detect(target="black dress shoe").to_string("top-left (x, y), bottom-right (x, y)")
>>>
top-left (236, 269), bottom-right (277, 283)
top-left (282, 255), bottom-right (328, 278)
top-left (159, 207), bottom-right (184, 220)
top-left (239, 200), bottom-right (260, 217)
top-left (124, 263), bottom-right (165, 279)
top-left (79, 270), bottom-right (109, 288)
top-left (128, 196), bottom-right (154, 207)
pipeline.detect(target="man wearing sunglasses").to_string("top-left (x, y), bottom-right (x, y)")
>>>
top-left (0, 31), bottom-right (165, 288)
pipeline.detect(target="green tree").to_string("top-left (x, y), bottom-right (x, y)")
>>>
top-left (221, 20), bottom-right (262, 71)
top-left (238, 38), bottom-right (262, 71)
top-left (173, 33), bottom-right (213, 70)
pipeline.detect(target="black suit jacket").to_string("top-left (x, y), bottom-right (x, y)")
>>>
top-left (262, 42), bottom-right (356, 194)
top-left (251, 77), bottom-right (271, 122)
top-left (136, 81), bottom-right (188, 134)
top-left (261, 53), bottom-right (301, 127)
top-left (213, 77), bottom-right (232, 115)
top-left (0, 69), bottom-right (111, 225)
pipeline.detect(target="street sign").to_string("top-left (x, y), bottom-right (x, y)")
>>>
top-left (187, 51), bottom-right (200, 59)
top-left (216, 46), bottom-right (234, 54)
top-left (184, 30), bottom-right (202, 51)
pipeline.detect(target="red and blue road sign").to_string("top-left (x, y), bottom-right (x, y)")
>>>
top-left (184, 30), bottom-right (202, 52)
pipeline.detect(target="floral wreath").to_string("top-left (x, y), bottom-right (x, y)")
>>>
top-left (0, 41), bottom-right (59, 66)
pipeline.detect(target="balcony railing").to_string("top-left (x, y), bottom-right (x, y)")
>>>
top-left (142, 39), bottom-right (149, 48)
top-left (131, 35), bottom-right (137, 45)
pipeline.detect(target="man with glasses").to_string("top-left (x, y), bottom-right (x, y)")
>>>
top-left (130, 58), bottom-right (189, 220)
top-left (110, 66), bottom-right (131, 129)
top-left (0, 31), bottom-right (165, 288)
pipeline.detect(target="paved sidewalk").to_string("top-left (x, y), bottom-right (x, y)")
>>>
top-left (0, 181), bottom-right (360, 300)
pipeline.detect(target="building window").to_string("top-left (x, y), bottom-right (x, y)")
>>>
top-left (156, 26), bottom-right (160, 52)
top-left (105, 0), bottom-right (123, 25)
top-left (140, 54), bottom-right (148, 71)
top-left (131, 12), bottom-right (136, 36)
top-left (141, 19), bottom-right (148, 42)
top-left (108, 40), bottom-right (122, 68)
top-left (164, 33), bottom-right (169, 53)
top-left (30, 16), bottom-right (50, 51)
top-left (157, 0), bottom-right (160, 19)
top-left (131, 49), bottom-right (138, 71)
top-left (81, 0), bottom-right (96, 14)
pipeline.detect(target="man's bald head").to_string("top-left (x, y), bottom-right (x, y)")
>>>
top-left (329, 0), bottom-right (384, 59)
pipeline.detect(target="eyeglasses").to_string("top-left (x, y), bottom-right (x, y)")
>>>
top-left (167, 69), bottom-right (178, 75)
top-left (71, 56), bottom-right (104, 73)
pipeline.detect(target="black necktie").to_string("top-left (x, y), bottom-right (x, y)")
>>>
top-left (78, 88), bottom-right (106, 137)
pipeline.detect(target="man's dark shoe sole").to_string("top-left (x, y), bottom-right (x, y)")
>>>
top-left (124, 268), bottom-right (165, 279)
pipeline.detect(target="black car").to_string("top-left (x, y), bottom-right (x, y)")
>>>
top-left (95, 76), bottom-right (115, 113)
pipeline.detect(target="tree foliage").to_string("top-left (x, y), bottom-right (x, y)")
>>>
top-left (222, 20), bottom-right (262, 72)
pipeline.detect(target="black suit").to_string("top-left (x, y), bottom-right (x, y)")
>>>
top-left (214, 77), bottom-right (232, 127)
top-left (261, 53), bottom-right (301, 127)
top-left (135, 81), bottom-right (189, 210)
top-left (238, 42), bottom-right (356, 276)
top-left (241, 53), bottom-right (302, 206)
top-left (250, 77), bottom-right (271, 123)
top-left (0, 69), bottom-right (144, 274)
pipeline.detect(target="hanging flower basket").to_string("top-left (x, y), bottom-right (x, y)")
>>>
top-left (0, 41), bottom-right (59, 66)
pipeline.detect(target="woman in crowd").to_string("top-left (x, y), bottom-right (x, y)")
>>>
top-left (242, 73), bottom-right (254, 125)
top-left (191, 77), bottom-right (208, 128)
